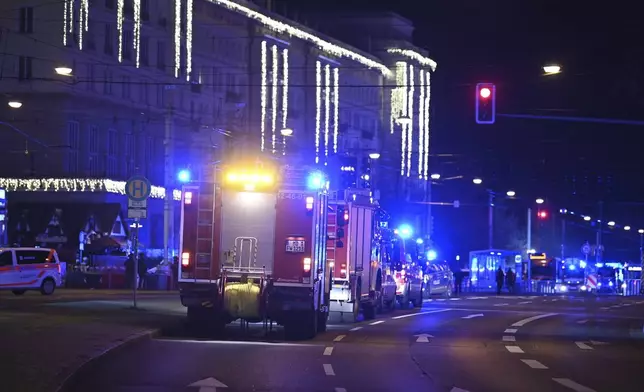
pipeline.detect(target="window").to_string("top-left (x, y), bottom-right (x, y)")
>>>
top-left (18, 56), bottom-right (32, 80)
top-left (121, 76), bottom-right (130, 99)
top-left (89, 156), bottom-right (100, 177)
top-left (107, 128), bottom-right (117, 156)
top-left (123, 31), bottom-right (132, 60)
top-left (0, 251), bottom-right (13, 267)
top-left (103, 70), bottom-right (113, 95)
top-left (105, 0), bottom-right (115, 9)
top-left (67, 121), bottom-right (80, 173)
top-left (141, 82), bottom-right (149, 104)
top-left (125, 133), bottom-right (134, 157)
top-left (86, 64), bottom-right (95, 91)
top-left (156, 41), bottom-right (165, 71)
top-left (89, 126), bottom-right (99, 154)
top-left (156, 84), bottom-right (165, 107)
top-left (16, 250), bottom-right (53, 265)
top-left (104, 24), bottom-right (113, 55)
top-left (107, 157), bottom-right (117, 177)
top-left (19, 7), bottom-right (34, 33)
top-left (140, 36), bottom-right (149, 66)
top-left (141, 0), bottom-right (150, 20)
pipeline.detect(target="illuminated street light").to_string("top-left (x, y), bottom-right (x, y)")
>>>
top-left (368, 152), bottom-right (380, 160)
top-left (473, 178), bottom-right (482, 185)
top-left (535, 198), bottom-right (544, 204)
top-left (430, 173), bottom-right (441, 180)
top-left (543, 65), bottom-right (561, 75)
top-left (624, 226), bottom-right (631, 231)
top-left (8, 101), bottom-right (22, 109)
top-left (55, 66), bottom-right (73, 76)
top-left (583, 216), bottom-right (591, 221)
top-left (280, 128), bottom-right (293, 136)
top-left (506, 190), bottom-right (516, 197)
top-left (607, 221), bottom-right (616, 227)
top-left (416, 238), bottom-right (424, 245)
top-left (638, 229), bottom-right (644, 234)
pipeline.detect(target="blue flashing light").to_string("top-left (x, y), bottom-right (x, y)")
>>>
top-left (307, 172), bottom-right (324, 190)
top-left (416, 238), bottom-right (424, 245)
top-left (427, 250), bottom-right (437, 261)
top-left (397, 224), bottom-right (413, 239)
top-left (177, 169), bottom-right (191, 183)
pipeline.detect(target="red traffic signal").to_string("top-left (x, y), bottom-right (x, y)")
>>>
top-left (538, 210), bottom-right (548, 219)
top-left (475, 83), bottom-right (496, 124)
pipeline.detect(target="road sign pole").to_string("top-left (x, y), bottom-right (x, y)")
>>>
top-left (133, 218), bottom-right (139, 309)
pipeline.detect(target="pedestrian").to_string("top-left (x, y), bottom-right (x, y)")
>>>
top-left (454, 269), bottom-right (464, 296)
top-left (495, 266), bottom-right (505, 295)
top-left (124, 254), bottom-right (135, 289)
top-left (171, 255), bottom-right (179, 289)
top-left (506, 268), bottom-right (516, 294)
top-left (137, 252), bottom-right (147, 289)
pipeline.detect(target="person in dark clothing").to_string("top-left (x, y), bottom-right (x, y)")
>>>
top-left (171, 255), bottom-right (179, 289)
top-left (506, 268), bottom-right (516, 294)
top-left (495, 267), bottom-right (505, 295)
top-left (137, 253), bottom-right (147, 289)
top-left (124, 254), bottom-right (135, 289)
top-left (454, 269), bottom-right (464, 296)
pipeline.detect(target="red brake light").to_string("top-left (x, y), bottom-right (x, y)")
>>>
top-left (181, 252), bottom-right (190, 267)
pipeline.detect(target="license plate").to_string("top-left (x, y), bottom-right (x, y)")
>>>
top-left (285, 240), bottom-right (305, 253)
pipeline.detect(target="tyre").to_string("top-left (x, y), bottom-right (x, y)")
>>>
top-left (12, 290), bottom-right (26, 296)
top-left (317, 311), bottom-right (328, 332)
top-left (412, 284), bottom-right (423, 307)
top-left (444, 285), bottom-right (453, 298)
top-left (399, 285), bottom-right (410, 309)
top-left (40, 278), bottom-right (56, 295)
top-left (285, 311), bottom-right (317, 340)
top-left (363, 302), bottom-right (376, 320)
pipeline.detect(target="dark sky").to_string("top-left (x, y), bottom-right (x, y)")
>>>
top-left (275, 0), bottom-right (644, 259)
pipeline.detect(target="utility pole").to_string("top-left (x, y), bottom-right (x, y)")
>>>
top-left (596, 201), bottom-right (603, 263)
top-left (488, 190), bottom-right (494, 249)
top-left (527, 208), bottom-right (532, 285)
top-left (164, 85), bottom-right (176, 263)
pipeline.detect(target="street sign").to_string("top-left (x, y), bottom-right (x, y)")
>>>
top-left (125, 176), bottom-right (152, 202)
top-left (581, 242), bottom-right (591, 255)
top-left (127, 208), bottom-right (147, 219)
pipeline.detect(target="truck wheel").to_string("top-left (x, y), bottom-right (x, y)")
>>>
top-left (363, 303), bottom-right (376, 320)
top-left (412, 284), bottom-right (423, 307)
top-left (40, 278), bottom-right (56, 295)
top-left (317, 311), bottom-right (328, 332)
top-left (285, 311), bottom-right (317, 340)
top-left (399, 285), bottom-right (410, 309)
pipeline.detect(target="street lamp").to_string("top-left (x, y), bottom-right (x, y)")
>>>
top-left (7, 101), bottom-right (22, 109)
top-left (430, 173), bottom-right (441, 180)
top-left (608, 221), bottom-right (616, 227)
top-left (55, 66), bottom-right (73, 76)
top-left (535, 198), bottom-right (544, 204)
top-left (543, 65), bottom-right (561, 75)
top-left (280, 128), bottom-right (293, 136)
top-left (624, 226), bottom-right (631, 231)
top-left (368, 152), bottom-right (380, 160)
top-left (639, 229), bottom-right (644, 234)
top-left (583, 216), bottom-right (591, 221)
top-left (472, 178), bottom-right (483, 185)
top-left (506, 190), bottom-right (516, 197)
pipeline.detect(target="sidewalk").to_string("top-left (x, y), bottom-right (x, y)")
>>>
top-left (0, 296), bottom-right (185, 392)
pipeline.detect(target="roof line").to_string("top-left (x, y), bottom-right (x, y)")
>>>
top-left (208, 0), bottom-right (391, 76)
top-left (387, 48), bottom-right (437, 71)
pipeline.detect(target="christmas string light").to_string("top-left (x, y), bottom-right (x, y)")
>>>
top-left (424, 71), bottom-right (431, 180)
top-left (324, 64), bottom-right (331, 162)
top-left (315, 61), bottom-right (322, 163)
top-left (271, 44), bottom-right (278, 154)
top-left (208, 0), bottom-right (390, 76)
top-left (68, 0), bottom-right (73, 33)
top-left (387, 48), bottom-right (437, 71)
top-left (400, 63), bottom-right (408, 176)
top-left (0, 178), bottom-right (181, 200)
top-left (281, 48), bottom-right (289, 155)
top-left (407, 64), bottom-right (414, 178)
top-left (78, 0), bottom-right (84, 50)
top-left (134, 0), bottom-right (141, 68)
top-left (333, 67), bottom-right (339, 154)
top-left (117, 0), bottom-right (124, 62)
top-left (174, 0), bottom-right (182, 77)
top-left (260, 41), bottom-right (267, 152)
top-left (400, 120), bottom-right (407, 175)
top-left (63, 0), bottom-right (68, 46)
top-left (83, 0), bottom-right (88, 32)
top-left (185, 0), bottom-right (193, 80)
top-left (391, 62), bottom-right (406, 134)
top-left (418, 71), bottom-right (425, 179)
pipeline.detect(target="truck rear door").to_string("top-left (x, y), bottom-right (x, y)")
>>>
top-left (347, 199), bottom-right (374, 298)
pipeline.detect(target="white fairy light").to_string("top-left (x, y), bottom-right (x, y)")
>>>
top-left (400, 121), bottom-right (406, 175)
top-left (83, 0), bottom-right (88, 32)
top-left (63, 0), bottom-right (68, 46)
top-left (260, 41), bottom-right (267, 152)
top-left (174, 0), bottom-right (181, 77)
top-left (407, 64), bottom-right (414, 177)
top-left (271, 44), bottom-right (278, 154)
top-left (185, 0), bottom-right (193, 80)
top-left (333, 67), bottom-right (339, 154)
top-left (424, 71), bottom-right (432, 180)
top-left (78, 0), bottom-right (84, 50)
top-left (324, 64), bottom-right (331, 162)
top-left (387, 48), bottom-right (437, 71)
top-left (418, 71), bottom-right (425, 179)
top-left (281, 48), bottom-right (289, 155)
top-left (207, 0), bottom-right (390, 76)
top-left (392, 61), bottom-right (406, 133)
top-left (117, 0), bottom-right (124, 62)
top-left (134, 0), bottom-right (141, 68)
top-left (315, 61), bottom-right (322, 164)
top-left (68, 0), bottom-right (73, 33)
top-left (400, 63), bottom-right (408, 176)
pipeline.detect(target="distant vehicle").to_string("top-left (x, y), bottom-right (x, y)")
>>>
top-left (389, 235), bottom-right (423, 308)
top-left (0, 247), bottom-right (62, 295)
top-left (423, 260), bottom-right (453, 297)
top-left (558, 258), bottom-right (586, 292)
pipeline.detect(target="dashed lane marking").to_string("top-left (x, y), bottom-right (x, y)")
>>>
top-left (323, 364), bottom-right (335, 376)
top-left (502, 335), bottom-right (516, 342)
top-left (369, 320), bottom-right (385, 325)
top-left (423, 299), bottom-right (434, 302)
top-left (449, 298), bottom-right (461, 301)
top-left (450, 388), bottom-right (470, 392)
top-left (391, 308), bottom-right (452, 320)
top-left (335, 388), bottom-right (347, 392)
top-left (349, 327), bottom-right (362, 332)
top-left (552, 378), bottom-right (597, 392)
top-left (577, 319), bottom-right (589, 324)
top-left (521, 359), bottom-right (548, 369)
top-left (493, 303), bottom-right (509, 307)
top-left (518, 301), bottom-right (532, 305)
top-left (333, 335), bottom-right (346, 342)
top-left (505, 345), bottom-right (524, 353)
top-left (511, 313), bottom-right (558, 327)
top-left (600, 307), bottom-right (610, 310)
top-left (575, 342), bottom-right (593, 350)
top-left (323, 347), bottom-right (334, 356)
top-left (504, 328), bottom-right (518, 334)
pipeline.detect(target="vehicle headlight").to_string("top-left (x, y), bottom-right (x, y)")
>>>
top-left (580, 285), bottom-right (587, 291)
top-left (558, 285), bottom-right (568, 292)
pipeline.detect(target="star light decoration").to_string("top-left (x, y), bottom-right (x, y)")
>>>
top-left (0, 178), bottom-right (181, 201)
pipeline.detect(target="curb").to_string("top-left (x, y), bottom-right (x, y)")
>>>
top-left (53, 328), bottom-right (161, 392)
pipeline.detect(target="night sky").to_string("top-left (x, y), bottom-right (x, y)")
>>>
top-left (277, 0), bottom-right (644, 261)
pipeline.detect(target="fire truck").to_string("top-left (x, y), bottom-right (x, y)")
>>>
top-left (178, 162), bottom-right (331, 339)
top-left (327, 189), bottom-right (396, 320)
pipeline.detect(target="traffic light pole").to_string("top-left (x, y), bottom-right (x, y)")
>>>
top-left (527, 208), bottom-right (532, 285)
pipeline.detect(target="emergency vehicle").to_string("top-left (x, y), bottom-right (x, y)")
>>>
top-left (557, 257), bottom-right (587, 292)
top-left (0, 247), bottom-right (62, 295)
top-left (178, 162), bottom-right (331, 339)
top-left (385, 230), bottom-right (423, 308)
top-left (327, 190), bottom-right (396, 320)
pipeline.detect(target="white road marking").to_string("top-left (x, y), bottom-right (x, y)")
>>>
top-left (392, 308), bottom-right (452, 320)
top-left (369, 320), bottom-right (385, 325)
top-left (575, 342), bottom-right (593, 350)
top-left (335, 388), bottom-right (347, 392)
top-left (518, 301), bottom-right (532, 305)
top-left (636, 301), bottom-right (644, 305)
top-left (450, 388), bottom-right (470, 392)
top-left (505, 345), bottom-right (524, 353)
top-left (323, 364), bottom-right (336, 376)
top-left (423, 299), bottom-right (434, 302)
top-left (504, 328), bottom-right (518, 334)
top-left (349, 327), bottom-right (362, 332)
top-left (494, 303), bottom-right (509, 307)
top-left (156, 339), bottom-right (315, 347)
top-left (552, 378), bottom-right (597, 392)
top-left (511, 313), bottom-right (557, 327)
top-left (577, 319), bottom-right (589, 324)
top-left (470, 296), bottom-right (488, 299)
top-left (415, 333), bottom-right (434, 343)
top-left (600, 307), bottom-right (610, 310)
top-left (550, 299), bottom-right (559, 302)
top-left (323, 347), bottom-right (334, 356)
top-left (436, 299), bottom-right (447, 301)
top-left (462, 313), bottom-right (484, 319)
top-left (502, 335), bottom-right (516, 342)
top-left (521, 359), bottom-right (548, 369)
top-left (333, 335), bottom-right (346, 342)
top-left (449, 298), bottom-right (461, 301)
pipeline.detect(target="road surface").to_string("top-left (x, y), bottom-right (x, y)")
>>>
top-left (56, 293), bottom-right (644, 392)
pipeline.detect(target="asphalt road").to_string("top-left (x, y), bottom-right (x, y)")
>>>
top-left (57, 294), bottom-right (644, 392)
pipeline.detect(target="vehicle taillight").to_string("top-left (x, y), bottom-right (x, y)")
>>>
top-left (184, 191), bottom-right (193, 205)
top-left (303, 257), bottom-right (312, 274)
top-left (57, 263), bottom-right (61, 274)
top-left (305, 197), bottom-right (314, 211)
top-left (181, 252), bottom-right (191, 267)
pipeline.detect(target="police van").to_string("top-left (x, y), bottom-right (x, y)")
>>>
top-left (0, 247), bottom-right (62, 295)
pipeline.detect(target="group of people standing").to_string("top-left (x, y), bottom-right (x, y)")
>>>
top-left (496, 267), bottom-right (516, 294)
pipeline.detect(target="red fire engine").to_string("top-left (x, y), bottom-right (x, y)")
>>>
top-left (178, 162), bottom-right (331, 339)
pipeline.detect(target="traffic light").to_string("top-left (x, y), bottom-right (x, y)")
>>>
top-left (475, 83), bottom-right (496, 124)
top-left (537, 210), bottom-right (548, 219)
